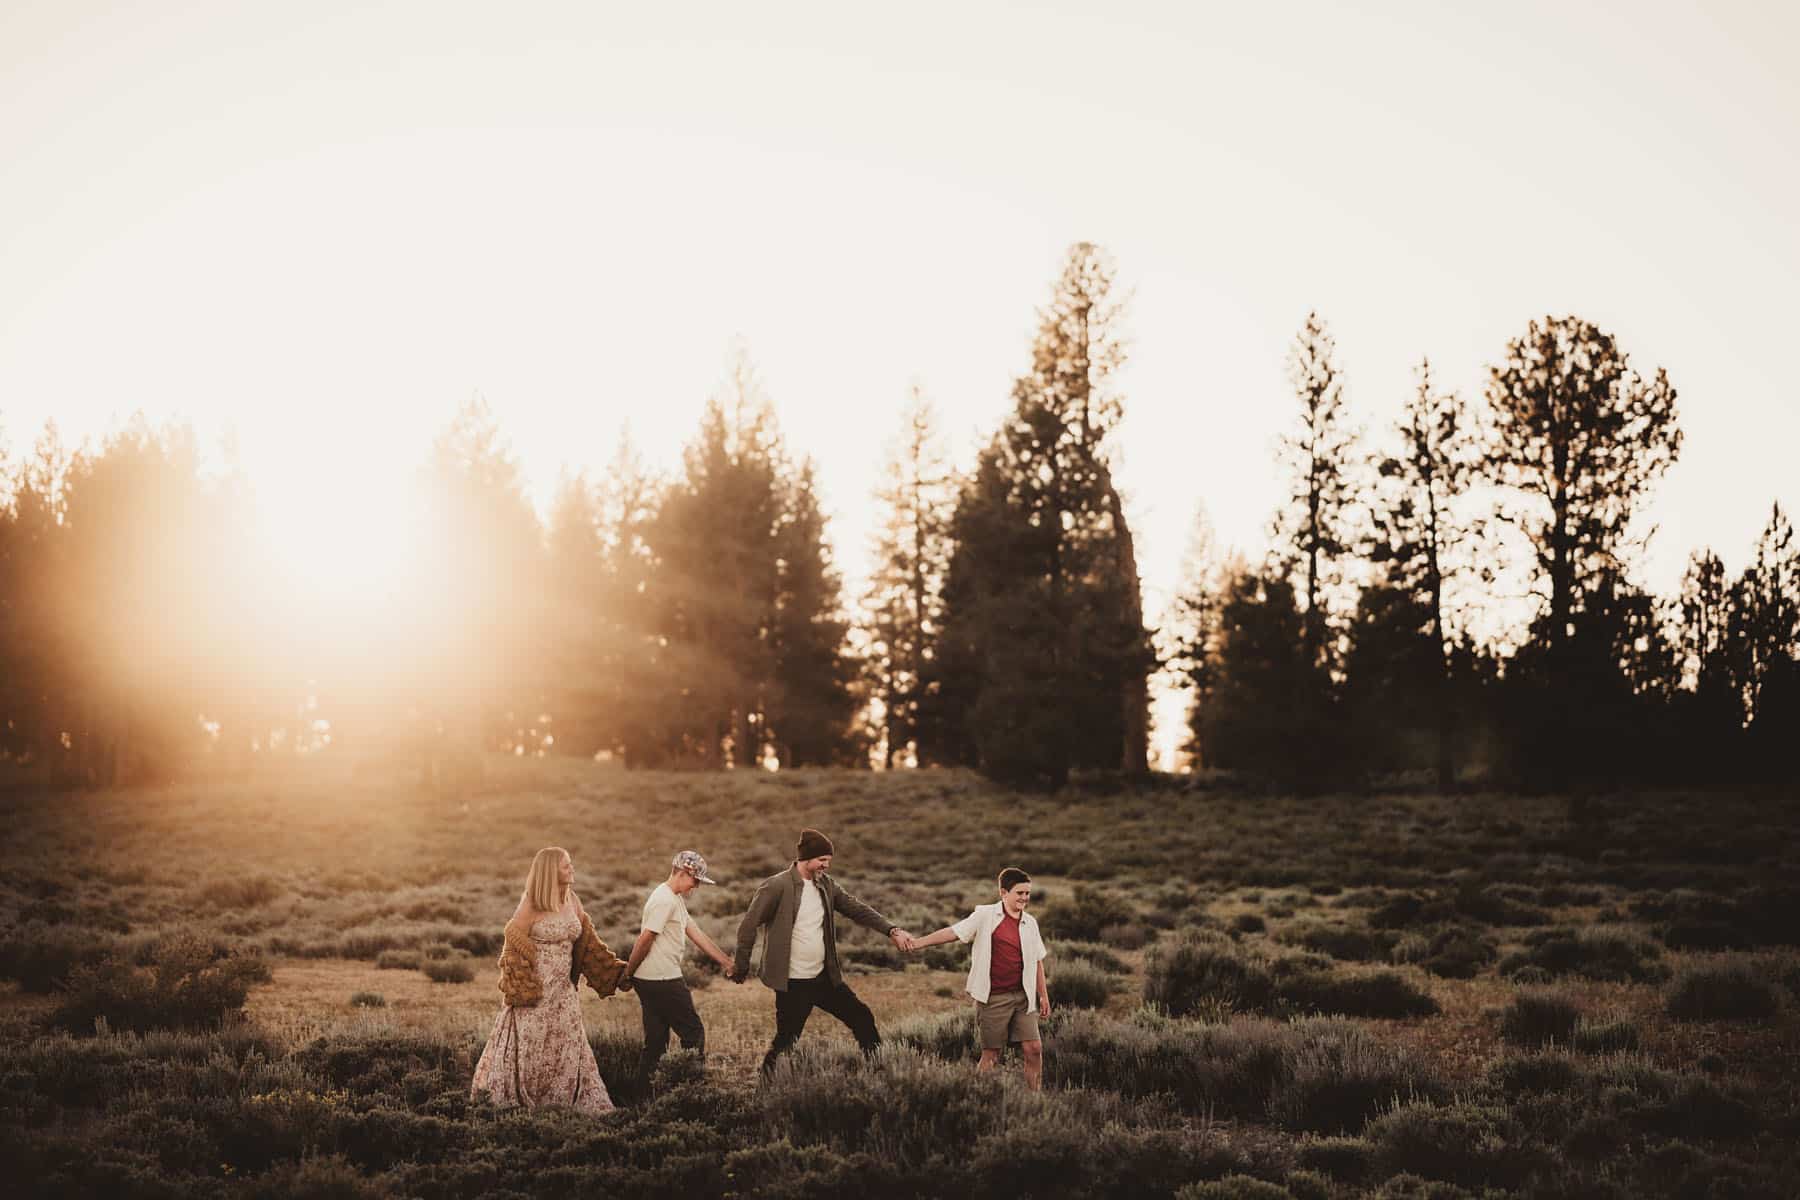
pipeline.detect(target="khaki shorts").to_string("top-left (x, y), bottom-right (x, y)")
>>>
top-left (975, 988), bottom-right (1040, 1050)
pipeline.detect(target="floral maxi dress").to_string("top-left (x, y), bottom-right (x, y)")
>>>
top-left (470, 908), bottom-right (614, 1114)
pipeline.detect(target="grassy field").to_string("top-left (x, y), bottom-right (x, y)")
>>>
top-left (2, 757), bottom-right (1797, 1197)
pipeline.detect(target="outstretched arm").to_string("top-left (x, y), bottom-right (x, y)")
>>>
top-left (910, 926), bottom-right (960, 950)
top-left (831, 881), bottom-right (908, 947)
top-left (686, 921), bottom-right (734, 972)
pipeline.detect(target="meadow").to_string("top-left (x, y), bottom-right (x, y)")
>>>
top-left (1, 757), bottom-right (1797, 1198)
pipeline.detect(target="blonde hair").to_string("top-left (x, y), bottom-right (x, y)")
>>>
top-left (523, 847), bottom-right (569, 914)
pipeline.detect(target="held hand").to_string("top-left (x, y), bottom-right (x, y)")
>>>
top-left (890, 928), bottom-right (916, 952)
top-left (618, 975), bottom-right (634, 993)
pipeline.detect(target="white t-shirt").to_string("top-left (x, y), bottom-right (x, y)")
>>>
top-left (788, 877), bottom-right (826, 980)
top-left (636, 882), bottom-right (691, 981)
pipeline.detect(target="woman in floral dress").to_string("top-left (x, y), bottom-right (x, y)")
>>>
top-left (471, 846), bottom-right (628, 1115)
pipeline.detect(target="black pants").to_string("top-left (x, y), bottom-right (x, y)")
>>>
top-left (761, 973), bottom-right (881, 1074)
top-left (635, 977), bottom-right (704, 1077)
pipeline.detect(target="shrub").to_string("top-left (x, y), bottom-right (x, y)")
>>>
top-left (420, 943), bottom-right (456, 961)
top-left (1232, 913), bottom-right (1267, 935)
top-left (1176, 1176), bottom-right (1294, 1200)
top-left (1369, 893), bottom-right (1439, 930)
top-left (1366, 1100), bottom-right (1539, 1190)
top-left (1498, 926), bottom-right (1664, 984)
top-left (297, 1032), bottom-right (466, 1100)
top-left (1295, 1135), bottom-right (1376, 1182)
top-left (1665, 962), bottom-right (1783, 1022)
top-left (1487, 1051), bottom-right (1582, 1096)
top-left (1041, 886), bottom-right (1135, 942)
top-left (349, 992), bottom-right (385, 1008)
top-left (247, 1152), bottom-right (383, 1199)
top-left (1451, 880), bottom-right (1551, 928)
top-left (0, 924), bottom-right (121, 994)
top-left (1641, 1077), bottom-right (1761, 1142)
top-left (50, 934), bottom-right (267, 1034)
top-left (762, 1042), bottom-right (1009, 1164)
top-left (1278, 921), bottom-right (1396, 962)
top-left (1048, 1009), bottom-right (1299, 1121)
top-left (1498, 991), bottom-right (1581, 1047)
top-left (888, 1010), bottom-right (979, 1063)
top-left (197, 875), bottom-right (282, 908)
top-left (1277, 967), bottom-right (1439, 1020)
top-left (1052, 958), bottom-right (1117, 1010)
top-left (589, 1026), bottom-right (650, 1106)
top-left (1281, 1169), bottom-right (1333, 1200)
top-left (420, 959), bottom-right (473, 984)
top-left (1368, 1175), bottom-right (1484, 1200)
top-left (1267, 1017), bottom-right (1446, 1134)
top-left (375, 950), bottom-right (420, 970)
top-left (1058, 940), bottom-right (1129, 973)
top-left (1145, 936), bottom-right (1274, 1016)
top-left (1405, 925), bottom-right (1497, 980)
top-left (1099, 921), bottom-right (1152, 950)
top-left (447, 928), bottom-right (502, 957)
top-left (1571, 1016), bottom-right (1639, 1054)
top-left (1660, 920), bottom-right (1751, 951)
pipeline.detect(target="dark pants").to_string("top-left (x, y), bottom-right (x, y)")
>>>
top-left (635, 977), bottom-right (704, 1077)
top-left (761, 973), bottom-right (881, 1075)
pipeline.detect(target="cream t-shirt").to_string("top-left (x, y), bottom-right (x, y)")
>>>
top-left (636, 882), bottom-right (691, 981)
top-left (788, 877), bottom-right (826, 980)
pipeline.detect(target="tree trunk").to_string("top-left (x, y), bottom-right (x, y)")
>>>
top-left (1103, 470), bottom-right (1150, 774)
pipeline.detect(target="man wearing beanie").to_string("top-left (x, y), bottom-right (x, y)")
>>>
top-left (731, 828), bottom-right (915, 1074)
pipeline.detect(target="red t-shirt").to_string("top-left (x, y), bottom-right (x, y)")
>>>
top-left (989, 911), bottom-right (1024, 993)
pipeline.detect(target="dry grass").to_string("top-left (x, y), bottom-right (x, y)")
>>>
top-left (3, 759), bottom-right (1797, 1196)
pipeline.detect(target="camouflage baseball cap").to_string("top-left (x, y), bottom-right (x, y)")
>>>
top-left (671, 850), bottom-right (717, 884)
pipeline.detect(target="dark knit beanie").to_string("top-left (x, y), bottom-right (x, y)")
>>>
top-left (797, 828), bottom-right (834, 860)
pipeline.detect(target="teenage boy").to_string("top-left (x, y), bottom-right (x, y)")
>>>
top-left (910, 867), bottom-right (1051, 1090)
top-left (622, 850), bottom-right (734, 1078)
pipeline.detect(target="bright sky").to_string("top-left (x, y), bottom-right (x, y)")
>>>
top-left (4, 2), bottom-right (1796, 688)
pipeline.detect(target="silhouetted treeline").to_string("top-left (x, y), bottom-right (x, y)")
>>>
top-left (1165, 313), bottom-right (1797, 790)
top-left (2, 247), bottom-right (1795, 790)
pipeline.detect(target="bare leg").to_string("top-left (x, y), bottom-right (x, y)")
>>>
top-left (1021, 1039), bottom-right (1043, 1092)
top-left (977, 1048), bottom-right (1001, 1073)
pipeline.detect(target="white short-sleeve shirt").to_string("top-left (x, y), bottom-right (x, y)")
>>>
top-left (951, 902), bottom-right (1049, 1010)
top-left (635, 882), bottom-right (691, 981)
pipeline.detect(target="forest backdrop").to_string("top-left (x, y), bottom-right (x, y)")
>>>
top-left (2, 242), bottom-right (1795, 791)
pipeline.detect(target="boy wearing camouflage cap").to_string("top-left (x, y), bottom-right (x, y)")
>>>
top-left (622, 850), bottom-right (734, 1078)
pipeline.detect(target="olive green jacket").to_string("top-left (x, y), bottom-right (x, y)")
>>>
top-left (733, 863), bottom-right (896, 990)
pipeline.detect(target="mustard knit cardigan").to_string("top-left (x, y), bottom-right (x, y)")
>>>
top-left (495, 898), bottom-right (629, 1007)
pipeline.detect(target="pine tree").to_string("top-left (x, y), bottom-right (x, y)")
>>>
top-left (862, 385), bottom-right (953, 768)
top-left (1195, 567), bottom-right (1329, 788)
top-left (647, 349), bottom-right (854, 769)
top-left (1481, 316), bottom-right (1682, 665)
top-left (543, 470), bottom-right (607, 756)
top-left (1480, 316), bottom-right (1681, 784)
top-left (417, 395), bottom-right (548, 776)
top-left (1674, 547), bottom-right (1742, 767)
top-left (591, 428), bottom-right (665, 764)
top-left (649, 355), bottom-right (783, 767)
top-left (1361, 358), bottom-right (1477, 787)
top-left (768, 459), bottom-right (859, 766)
top-left (1728, 503), bottom-right (1799, 732)
top-left (1272, 312), bottom-right (1360, 674)
top-left (1163, 503), bottom-right (1229, 771)
top-left (930, 243), bottom-right (1152, 785)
